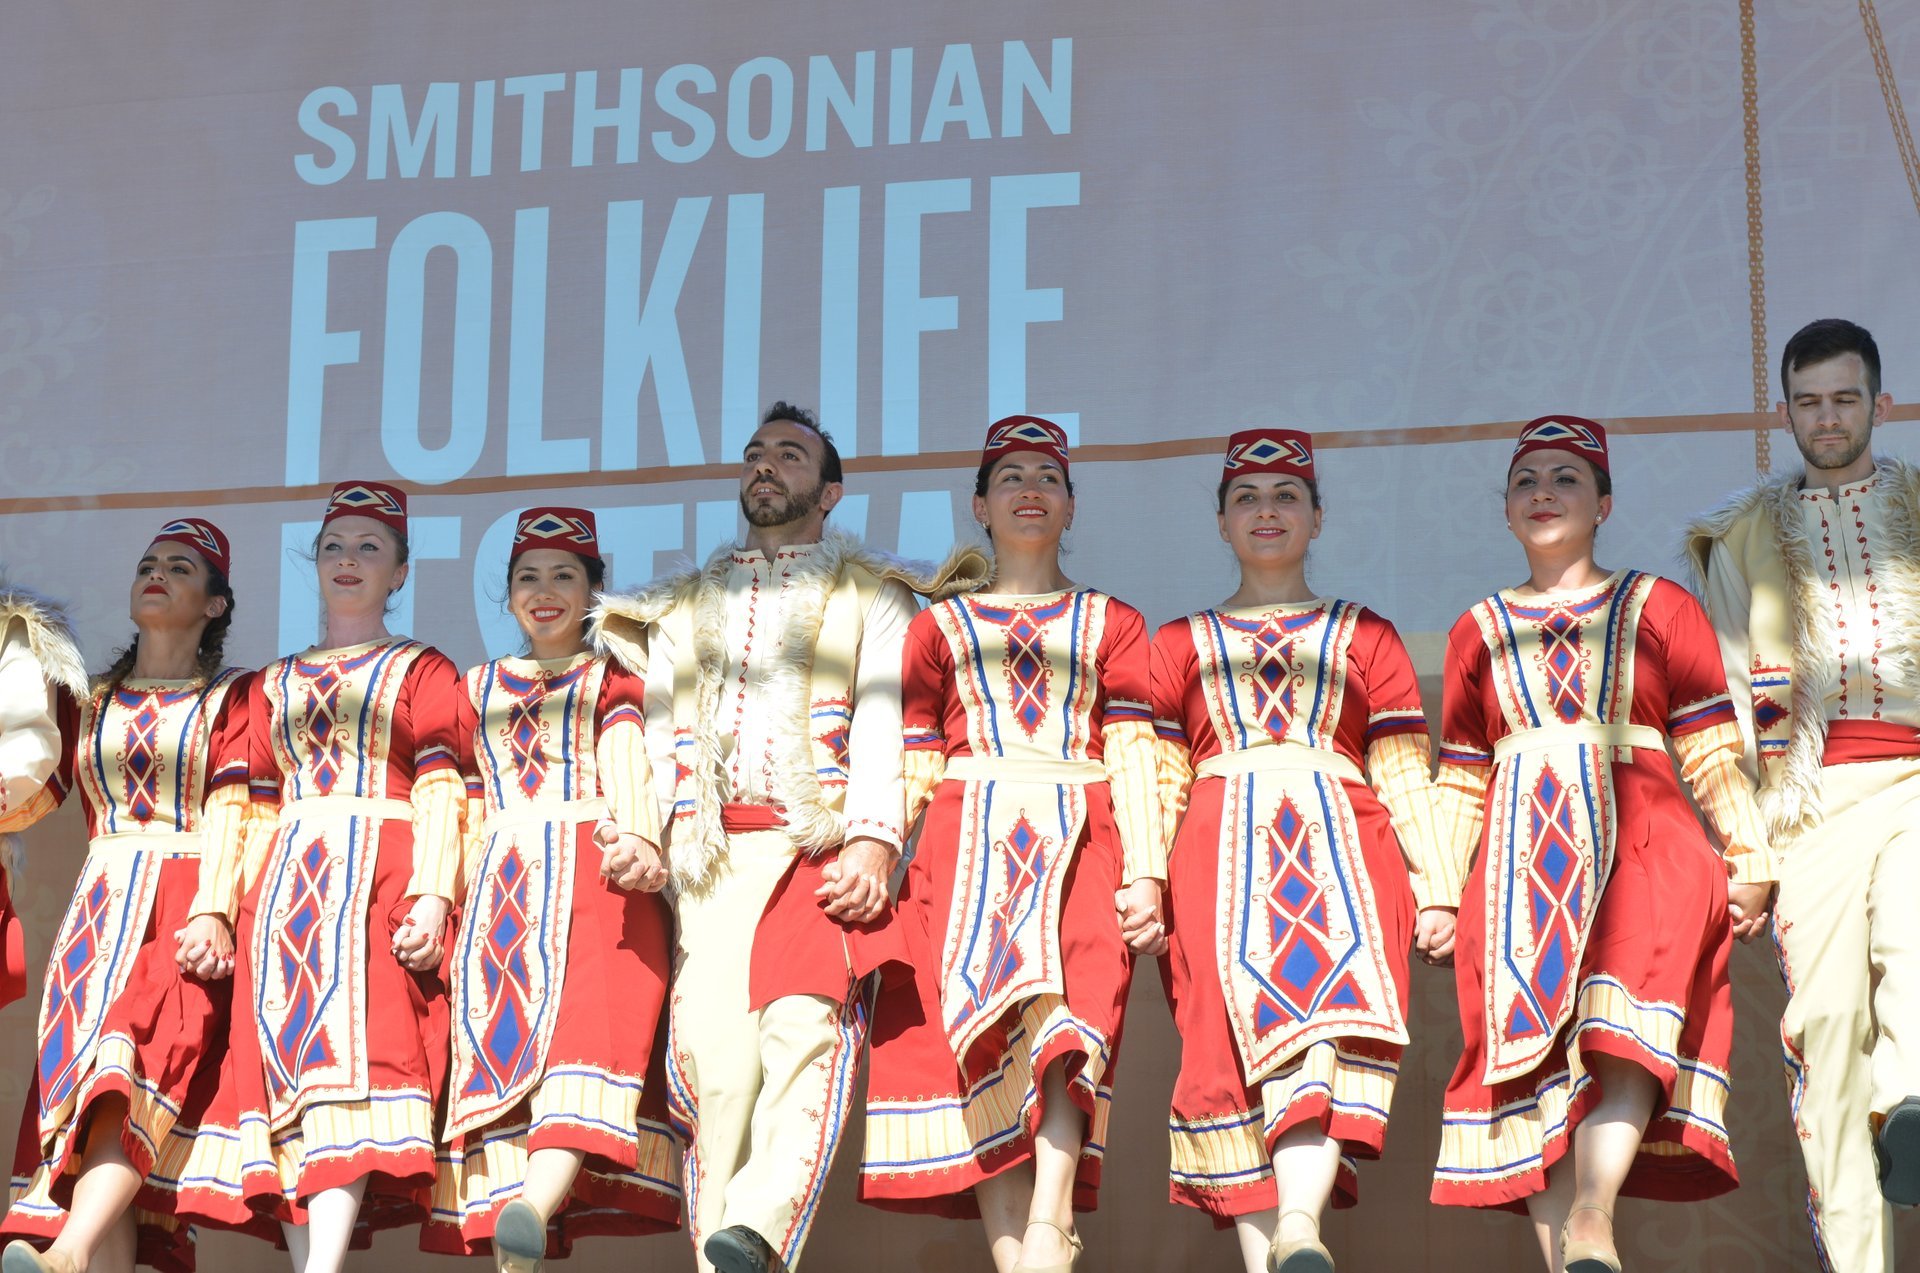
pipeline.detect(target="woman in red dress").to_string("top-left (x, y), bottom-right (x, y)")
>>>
top-left (424, 508), bottom-right (679, 1271)
top-left (171, 482), bottom-right (465, 1273)
top-left (859, 416), bottom-right (1166, 1273)
top-left (1151, 431), bottom-right (1451, 1273)
top-left (1429, 418), bottom-right (1776, 1273)
top-left (0, 519), bottom-right (248, 1273)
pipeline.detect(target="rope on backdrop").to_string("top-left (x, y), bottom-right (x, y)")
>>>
top-left (1862, 0), bottom-right (1920, 220)
top-left (1741, 0), bottom-right (1770, 476)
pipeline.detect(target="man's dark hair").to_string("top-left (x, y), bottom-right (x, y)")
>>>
top-left (1781, 318), bottom-right (1881, 400)
top-left (761, 401), bottom-right (843, 485)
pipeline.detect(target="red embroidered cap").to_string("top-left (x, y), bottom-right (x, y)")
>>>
top-left (1511, 415), bottom-right (1609, 476)
top-left (322, 480), bottom-right (409, 536)
top-left (511, 506), bottom-right (602, 566)
top-left (1221, 429), bottom-right (1315, 484)
top-left (981, 415), bottom-right (1070, 476)
top-left (148, 517), bottom-right (231, 578)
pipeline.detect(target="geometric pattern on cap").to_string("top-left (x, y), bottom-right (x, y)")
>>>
top-left (1517, 417), bottom-right (1604, 456)
top-left (986, 418), bottom-right (1069, 456)
top-left (1225, 434), bottom-right (1312, 471)
top-left (516, 511), bottom-right (596, 547)
top-left (328, 484), bottom-right (406, 518)
top-left (153, 518), bottom-right (227, 567)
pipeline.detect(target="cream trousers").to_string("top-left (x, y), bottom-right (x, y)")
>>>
top-left (669, 830), bottom-right (863, 1272)
top-left (1775, 758), bottom-right (1920, 1273)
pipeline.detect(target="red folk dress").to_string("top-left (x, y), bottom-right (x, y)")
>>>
top-left (1151, 601), bottom-right (1441, 1224)
top-left (1429, 571), bottom-right (1774, 1209)
top-left (422, 652), bottom-right (680, 1257)
top-left (170, 638), bottom-right (467, 1238)
top-left (1, 670), bottom-right (250, 1273)
top-left (859, 588), bottom-right (1163, 1217)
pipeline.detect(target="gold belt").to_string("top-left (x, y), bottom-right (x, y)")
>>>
top-left (1196, 745), bottom-right (1364, 784)
top-left (481, 797), bottom-right (610, 840)
top-left (943, 756), bottom-right (1106, 783)
top-left (1491, 723), bottom-right (1664, 765)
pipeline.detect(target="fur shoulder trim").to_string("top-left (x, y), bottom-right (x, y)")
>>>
top-left (0, 579), bottom-right (86, 697)
top-left (1678, 470), bottom-right (1801, 594)
top-left (590, 563), bottom-right (703, 674)
top-left (833, 534), bottom-right (992, 600)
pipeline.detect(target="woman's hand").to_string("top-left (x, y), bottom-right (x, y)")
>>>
top-left (1414, 907), bottom-right (1457, 966)
top-left (1727, 881), bottom-right (1776, 944)
top-left (174, 913), bottom-right (236, 981)
top-left (599, 826), bottom-right (670, 893)
top-left (392, 894), bottom-right (452, 972)
top-left (1116, 878), bottom-right (1168, 956)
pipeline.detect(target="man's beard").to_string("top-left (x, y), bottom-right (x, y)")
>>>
top-left (740, 477), bottom-right (825, 528)
top-left (1799, 428), bottom-right (1871, 474)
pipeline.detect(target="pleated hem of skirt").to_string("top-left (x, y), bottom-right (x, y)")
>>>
top-left (1431, 1009), bottom-right (1737, 1212)
top-left (858, 994), bottom-right (1113, 1219)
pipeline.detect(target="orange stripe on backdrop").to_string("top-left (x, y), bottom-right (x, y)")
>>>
top-left (8, 406), bottom-right (1918, 514)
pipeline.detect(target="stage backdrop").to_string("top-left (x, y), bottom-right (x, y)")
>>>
top-left (4, 1), bottom-right (1920, 1268)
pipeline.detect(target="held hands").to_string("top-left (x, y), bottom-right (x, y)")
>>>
top-left (1115, 877), bottom-right (1168, 956)
top-left (174, 913), bottom-right (235, 981)
top-left (1414, 907), bottom-right (1457, 966)
top-left (392, 894), bottom-right (451, 972)
top-left (817, 836), bottom-right (894, 924)
top-left (596, 822), bottom-right (669, 892)
top-left (1727, 880), bottom-right (1776, 944)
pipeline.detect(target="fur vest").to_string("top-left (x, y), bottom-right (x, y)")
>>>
top-left (593, 532), bottom-right (988, 895)
top-left (1682, 459), bottom-right (1920, 841)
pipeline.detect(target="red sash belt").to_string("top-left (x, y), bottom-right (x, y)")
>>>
top-left (721, 801), bottom-right (788, 833)
top-left (1823, 719), bottom-right (1920, 766)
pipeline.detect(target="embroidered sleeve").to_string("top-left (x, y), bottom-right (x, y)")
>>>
top-left (0, 618), bottom-right (68, 833)
top-left (1099, 603), bottom-right (1165, 883)
top-left (1148, 622), bottom-right (1197, 852)
top-left (404, 653), bottom-right (468, 903)
top-left (900, 608), bottom-right (950, 829)
top-left (638, 621), bottom-right (690, 840)
top-left (598, 660), bottom-right (662, 849)
top-left (1672, 722), bottom-right (1776, 883)
top-left (1660, 585), bottom-right (1776, 883)
top-left (1697, 540), bottom-right (1764, 787)
top-left (1354, 616), bottom-right (1450, 909)
top-left (1428, 616), bottom-right (1494, 909)
top-left (843, 581), bottom-right (918, 852)
top-left (452, 671), bottom-right (486, 893)
top-left (189, 675), bottom-right (258, 921)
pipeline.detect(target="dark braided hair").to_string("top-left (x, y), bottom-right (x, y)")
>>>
top-left (96, 567), bottom-right (237, 694)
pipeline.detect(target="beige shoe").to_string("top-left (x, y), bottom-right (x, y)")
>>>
top-left (491, 1197), bottom-right (547, 1273)
top-left (1561, 1202), bottom-right (1622, 1273)
top-left (1266, 1209), bottom-right (1334, 1273)
top-left (2, 1242), bottom-right (79, 1273)
top-left (1011, 1218), bottom-right (1083, 1273)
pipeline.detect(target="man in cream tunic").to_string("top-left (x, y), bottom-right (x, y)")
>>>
top-left (1686, 318), bottom-right (1920, 1273)
top-left (0, 578), bottom-right (87, 1009)
top-left (597, 403), bottom-right (982, 1273)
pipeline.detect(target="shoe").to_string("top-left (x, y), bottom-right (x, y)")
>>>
top-left (704, 1225), bottom-right (789, 1273)
top-left (1011, 1218), bottom-right (1083, 1273)
top-left (1875, 1095), bottom-right (1920, 1206)
top-left (1561, 1202), bottom-right (1622, 1273)
top-left (2, 1243), bottom-right (78, 1273)
top-left (1267, 1208), bottom-right (1334, 1273)
top-left (492, 1197), bottom-right (547, 1273)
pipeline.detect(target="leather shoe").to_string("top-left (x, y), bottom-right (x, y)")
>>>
top-left (1876, 1095), bottom-right (1920, 1205)
top-left (704, 1225), bottom-right (789, 1273)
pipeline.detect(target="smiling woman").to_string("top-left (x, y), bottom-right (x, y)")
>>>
top-left (425, 507), bottom-right (680, 1268)
top-left (1427, 417), bottom-right (1779, 1273)
top-left (166, 481), bottom-right (469, 1273)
